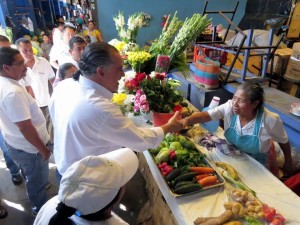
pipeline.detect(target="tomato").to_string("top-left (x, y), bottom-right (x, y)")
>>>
top-left (265, 211), bottom-right (275, 222)
top-left (270, 218), bottom-right (283, 225)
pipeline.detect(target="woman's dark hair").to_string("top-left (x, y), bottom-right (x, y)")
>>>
top-left (78, 42), bottom-right (118, 77)
top-left (58, 63), bottom-right (76, 80)
top-left (237, 81), bottom-right (265, 109)
top-left (48, 189), bottom-right (122, 224)
top-left (0, 47), bottom-right (20, 72)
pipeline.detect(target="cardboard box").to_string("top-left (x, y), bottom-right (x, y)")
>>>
top-left (284, 43), bottom-right (300, 83)
top-left (287, 1), bottom-right (300, 38)
top-left (267, 48), bottom-right (292, 75)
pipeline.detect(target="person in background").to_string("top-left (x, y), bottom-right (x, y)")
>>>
top-left (52, 36), bottom-right (86, 87)
top-left (41, 34), bottom-right (53, 61)
top-left (49, 23), bottom-right (76, 70)
top-left (34, 148), bottom-right (137, 225)
top-left (16, 38), bottom-right (55, 144)
top-left (75, 24), bottom-right (84, 37)
top-left (23, 35), bottom-right (44, 57)
top-left (181, 81), bottom-right (293, 177)
top-left (57, 63), bottom-right (78, 81)
top-left (49, 42), bottom-right (183, 180)
top-left (52, 22), bottom-right (64, 46)
top-left (0, 35), bottom-right (23, 185)
top-left (83, 35), bottom-right (91, 45)
top-left (83, 20), bottom-right (103, 43)
top-left (0, 47), bottom-right (51, 216)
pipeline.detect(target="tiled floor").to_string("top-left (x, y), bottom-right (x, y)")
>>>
top-left (0, 151), bottom-right (150, 225)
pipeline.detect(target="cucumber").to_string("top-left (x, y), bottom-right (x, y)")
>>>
top-left (174, 181), bottom-right (195, 189)
top-left (174, 172), bottom-right (198, 183)
top-left (166, 168), bottom-right (181, 182)
top-left (173, 183), bottom-right (202, 194)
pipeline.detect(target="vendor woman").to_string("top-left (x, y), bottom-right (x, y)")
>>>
top-left (182, 82), bottom-right (292, 176)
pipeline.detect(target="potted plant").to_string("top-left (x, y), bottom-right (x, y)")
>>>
top-left (116, 71), bottom-right (185, 126)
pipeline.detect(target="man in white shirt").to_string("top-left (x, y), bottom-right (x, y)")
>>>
top-left (16, 38), bottom-right (55, 143)
top-left (49, 23), bottom-right (76, 70)
top-left (49, 42), bottom-right (183, 178)
top-left (0, 47), bottom-right (51, 215)
top-left (53, 36), bottom-right (87, 87)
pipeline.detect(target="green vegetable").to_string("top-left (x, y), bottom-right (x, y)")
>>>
top-left (244, 215), bottom-right (264, 225)
top-left (149, 148), bottom-right (160, 155)
top-left (174, 181), bottom-right (195, 189)
top-left (222, 172), bottom-right (256, 196)
top-left (174, 149), bottom-right (189, 158)
top-left (169, 141), bottom-right (182, 150)
top-left (166, 168), bottom-right (182, 182)
top-left (155, 148), bottom-right (170, 164)
top-left (174, 172), bottom-right (198, 183)
top-left (173, 183), bottom-right (202, 194)
top-left (165, 133), bottom-right (178, 143)
top-left (179, 137), bottom-right (196, 150)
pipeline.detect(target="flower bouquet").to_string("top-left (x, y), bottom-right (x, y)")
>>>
top-left (144, 12), bottom-right (211, 75)
top-left (127, 50), bottom-right (151, 72)
top-left (113, 11), bottom-right (152, 43)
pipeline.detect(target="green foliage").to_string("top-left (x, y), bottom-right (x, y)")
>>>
top-left (0, 26), bottom-right (13, 43)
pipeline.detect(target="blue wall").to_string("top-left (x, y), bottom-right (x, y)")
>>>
top-left (98, 0), bottom-right (246, 45)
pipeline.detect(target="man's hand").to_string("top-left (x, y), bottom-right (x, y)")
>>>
top-left (16, 119), bottom-right (51, 161)
top-left (40, 148), bottom-right (51, 161)
top-left (161, 111), bottom-right (184, 134)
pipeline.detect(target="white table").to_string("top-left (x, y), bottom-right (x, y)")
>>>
top-left (130, 114), bottom-right (300, 225)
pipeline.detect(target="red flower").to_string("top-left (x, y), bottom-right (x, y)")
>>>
top-left (155, 73), bottom-right (166, 80)
top-left (136, 72), bottom-right (147, 82)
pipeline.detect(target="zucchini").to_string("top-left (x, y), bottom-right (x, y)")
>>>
top-left (173, 183), bottom-right (202, 194)
top-left (174, 172), bottom-right (198, 183)
top-left (166, 168), bottom-right (181, 182)
top-left (174, 181), bottom-right (195, 189)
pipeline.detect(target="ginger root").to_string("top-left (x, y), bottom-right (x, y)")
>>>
top-left (194, 210), bottom-right (233, 225)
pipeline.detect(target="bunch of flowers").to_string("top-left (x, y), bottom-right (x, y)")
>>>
top-left (112, 93), bottom-right (135, 115)
top-left (113, 11), bottom-right (152, 43)
top-left (127, 50), bottom-right (151, 72)
top-left (145, 12), bottom-right (211, 75)
top-left (118, 71), bottom-right (184, 114)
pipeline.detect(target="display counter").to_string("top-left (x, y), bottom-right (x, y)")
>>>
top-left (131, 115), bottom-right (300, 225)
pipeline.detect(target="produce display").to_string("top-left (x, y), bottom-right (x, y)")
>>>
top-left (149, 133), bottom-right (224, 196)
top-left (194, 188), bottom-right (286, 225)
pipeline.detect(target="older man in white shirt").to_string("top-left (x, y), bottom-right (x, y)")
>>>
top-left (49, 42), bottom-right (183, 179)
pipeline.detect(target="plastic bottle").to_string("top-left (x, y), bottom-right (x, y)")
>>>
top-left (200, 96), bottom-right (220, 133)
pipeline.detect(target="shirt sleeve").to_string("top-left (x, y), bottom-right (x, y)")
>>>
top-left (45, 59), bottom-right (55, 79)
top-left (95, 103), bottom-right (165, 151)
top-left (263, 110), bottom-right (288, 144)
top-left (2, 91), bottom-right (31, 123)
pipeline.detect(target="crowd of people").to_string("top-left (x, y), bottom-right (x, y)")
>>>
top-left (0, 13), bottom-right (295, 225)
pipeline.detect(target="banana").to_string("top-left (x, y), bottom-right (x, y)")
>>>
top-left (215, 162), bottom-right (239, 180)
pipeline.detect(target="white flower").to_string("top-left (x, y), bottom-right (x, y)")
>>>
top-left (124, 94), bottom-right (135, 105)
top-left (124, 70), bottom-right (137, 80)
top-left (149, 71), bottom-right (156, 78)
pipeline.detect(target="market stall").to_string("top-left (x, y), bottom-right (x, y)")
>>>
top-left (130, 115), bottom-right (300, 225)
